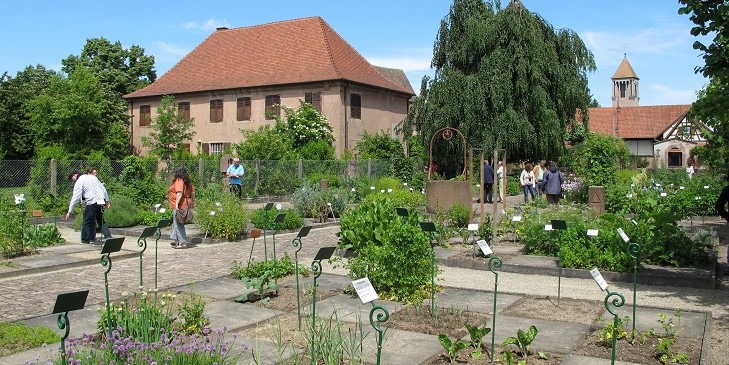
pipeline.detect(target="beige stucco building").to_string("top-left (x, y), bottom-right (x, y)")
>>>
top-left (124, 17), bottom-right (415, 156)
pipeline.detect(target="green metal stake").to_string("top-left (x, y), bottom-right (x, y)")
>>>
top-left (310, 258), bottom-right (323, 365)
top-left (101, 253), bottom-right (114, 341)
top-left (272, 213), bottom-right (286, 295)
top-left (604, 290), bottom-right (626, 365)
top-left (430, 232), bottom-right (436, 319)
top-left (137, 226), bottom-right (158, 289)
top-left (291, 226), bottom-right (312, 330)
top-left (551, 220), bottom-right (566, 306)
top-left (57, 312), bottom-right (70, 365)
top-left (627, 241), bottom-right (641, 341)
top-left (369, 302), bottom-right (390, 365)
top-left (262, 203), bottom-right (274, 261)
top-left (488, 256), bottom-right (502, 364)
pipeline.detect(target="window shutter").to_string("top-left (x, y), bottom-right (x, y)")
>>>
top-left (178, 102), bottom-right (190, 122)
top-left (203, 143), bottom-right (210, 155)
top-left (237, 97), bottom-right (251, 121)
top-left (140, 105), bottom-right (151, 126)
top-left (350, 94), bottom-right (361, 119)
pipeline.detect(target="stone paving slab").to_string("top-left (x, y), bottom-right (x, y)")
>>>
top-left (560, 355), bottom-right (644, 365)
top-left (492, 315), bottom-right (590, 355)
top-left (312, 294), bottom-right (406, 323)
top-left (598, 305), bottom-right (708, 339)
top-left (368, 327), bottom-right (441, 365)
top-left (206, 300), bottom-right (283, 331)
top-left (424, 286), bottom-right (523, 314)
top-left (23, 306), bottom-right (101, 340)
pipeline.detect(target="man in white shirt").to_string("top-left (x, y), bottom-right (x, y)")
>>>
top-left (495, 161), bottom-right (504, 202)
top-left (66, 170), bottom-right (110, 244)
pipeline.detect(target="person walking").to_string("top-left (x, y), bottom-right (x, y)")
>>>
top-left (169, 166), bottom-right (195, 249)
top-left (541, 161), bottom-right (565, 206)
top-left (226, 157), bottom-right (245, 198)
top-left (520, 163), bottom-right (536, 203)
top-left (66, 170), bottom-right (110, 244)
top-left (483, 160), bottom-right (495, 203)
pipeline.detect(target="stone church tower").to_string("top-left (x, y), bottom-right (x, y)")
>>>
top-left (611, 55), bottom-right (639, 107)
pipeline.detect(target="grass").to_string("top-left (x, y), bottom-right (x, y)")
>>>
top-left (0, 321), bottom-right (60, 356)
top-left (0, 261), bottom-right (18, 268)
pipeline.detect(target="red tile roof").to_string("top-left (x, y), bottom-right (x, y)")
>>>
top-left (587, 105), bottom-right (690, 139)
top-left (125, 17), bottom-right (414, 99)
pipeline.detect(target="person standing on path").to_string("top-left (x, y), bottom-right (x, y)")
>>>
top-left (483, 160), bottom-right (495, 203)
top-left (169, 166), bottom-right (195, 249)
top-left (541, 161), bottom-right (565, 206)
top-left (66, 170), bottom-right (110, 244)
top-left (86, 167), bottom-right (112, 239)
top-left (535, 160), bottom-right (546, 196)
top-left (520, 162), bottom-right (536, 203)
top-left (226, 157), bottom-right (245, 198)
top-left (495, 161), bottom-right (504, 203)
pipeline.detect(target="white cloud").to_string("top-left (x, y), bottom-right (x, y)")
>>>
top-left (582, 22), bottom-right (693, 70)
top-left (365, 48), bottom-right (433, 72)
top-left (182, 19), bottom-right (230, 32)
top-left (157, 41), bottom-right (189, 58)
top-left (647, 83), bottom-right (699, 105)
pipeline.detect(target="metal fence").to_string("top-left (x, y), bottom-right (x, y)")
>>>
top-left (0, 158), bottom-right (421, 202)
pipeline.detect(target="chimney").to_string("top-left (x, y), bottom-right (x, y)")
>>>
top-left (216, 27), bottom-right (229, 31)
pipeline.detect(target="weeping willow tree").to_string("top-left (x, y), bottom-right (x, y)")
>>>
top-left (405, 0), bottom-right (595, 171)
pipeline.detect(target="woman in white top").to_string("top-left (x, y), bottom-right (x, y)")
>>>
top-left (686, 163), bottom-right (695, 179)
top-left (520, 162), bottom-right (536, 203)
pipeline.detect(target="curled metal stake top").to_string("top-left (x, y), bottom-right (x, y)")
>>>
top-left (428, 127), bottom-right (467, 180)
top-left (604, 291), bottom-right (625, 317)
top-left (627, 242), bottom-right (641, 260)
top-left (488, 256), bottom-right (502, 274)
top-left (100, 254), bottom-right (112, 274)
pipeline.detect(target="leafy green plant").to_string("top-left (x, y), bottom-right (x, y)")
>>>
top-left (232, 252), bottom-right (306, 280)
top-left (24, 223), bottom-right (64, 248)
top-left (239, 269), bottom-right (278, 304)
top-left (250, 208), bottom-right (304, 230)
top-left (193, 194), bottom-right (249, 240)
top-left (448, 203), bottom-right (470, 228)
top-left (464, 322), bottom-right (491, 359)
top-left (98, 289), bottom-right (175, 343)
top-left (0, 321), bottom-right (61, 356)
top-left (177, 291), bottom-right (210, 335)
top-left (597, 315), bottom-right (629, 347)
top-left (438, 333), bottom-right (469, 364)
top-left (104, 195), bottom-right (142, 227)
top-left (0, 207), bottom-right (29, 257)
top-left (502, 325), bottom-right (538, 358)
top-left (138, 209), bottom-right (173, 227)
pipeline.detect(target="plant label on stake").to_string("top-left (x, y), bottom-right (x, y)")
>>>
top-left (476, 239), bottom-right (493, 256)
top-left (590, 268), bottom-right (609, 291)
top-left (544, 224), bottom-right (553, 231)
top-left (617, 228), bottom-right (630, 243)
top-left (467, 223), bottom-right (478, 232)
top-left (512, 215), bottom-right (522, 222)
top-left (587, 229), bottom-right (598, 237)
top-left (352, 277), bottom-right (379, 304)
top-left (660, 192), bottom-right (667, 197)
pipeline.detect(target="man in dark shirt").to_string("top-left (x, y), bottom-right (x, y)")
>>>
top-left (483, 160), bottom-right (495, 203)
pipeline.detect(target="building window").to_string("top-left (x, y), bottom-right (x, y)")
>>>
top-left (205, 142), bottom-right (230, 155)
top-left (210, 99), bottom-right (223, 123)
top-left (305, 92), bottom-right (322, 113)
top-left (178, 102), bottom-right (190, 123)
top-left (351, 93), bottom-right (361, 119)
top-left (667, 148), bottom-right (683, 167)
top-left (237, 97), bottom-right (251, 121)
top-left (619, 82), bottom-right (626, 98)
top-left (139, 105), bottom-right (151, 126)
top-left (265, 95), bottom-right (281, 119)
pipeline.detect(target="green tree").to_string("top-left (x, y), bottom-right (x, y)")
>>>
top-left (61, 37), bottom-right (156, 96)
top-left (0, 66), bottom-right (57, 159)
top-left (405, 0), bottom-right (595, 168)
top-left (274, 101), bottom-right (335, 149)
top-left (26, 67), bottom-right (130, 159)
top-left (566, 133), bottom-right (630, 188)
top-left (678, 0), bottom-right (728, 171)
top-left (141, 95), bottom-right (196, 161)
top-left (234, 125), bottom-right (295, 161)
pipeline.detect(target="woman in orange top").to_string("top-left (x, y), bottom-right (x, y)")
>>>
top-left (168, 166), bottom-right (195, 249)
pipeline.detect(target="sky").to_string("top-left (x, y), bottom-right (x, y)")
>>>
top-left (1, 1), bottom-right (707, 107)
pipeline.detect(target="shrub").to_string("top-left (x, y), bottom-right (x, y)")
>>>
top-left (0, 208), bottom-right (29, 257)
top-left (250, 208), bottom-right (303, 230)
top-left (117, 156), bottom-right (166, 207)
top-left (305, 173), bottom-right (341, 188)
top-left (448, 203), bottom-right (471, 228)
top-left (290, 182), bottom-right (349, 221)
top-left (231, 252), bottom-right (303, 280)
top-left (193, 194), bottom-right (249, 240)
top-left (258, 169), bottom-right (301, 196)
top-left (104, 195), bottom-right (141, 227)
top-left (138, 209), bottom-right (174, 227)
top-left (24, 224), bottom-right (64, 248)
top-left (364, 188), bottom-right (425, 208)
